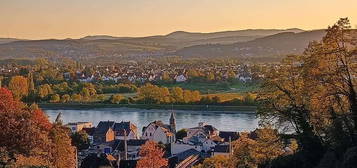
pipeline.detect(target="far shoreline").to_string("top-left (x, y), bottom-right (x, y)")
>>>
top-left (38, 103), bottom-right (257, 112)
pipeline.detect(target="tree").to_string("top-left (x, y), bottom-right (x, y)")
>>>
top-left (109, 94), bottom-right (125, 104)
top-left (0, 76), bottom-right (3, 88)
top-left (49, 123), bottom-right (76, 168)
top-left (194, 155), bottom-right (230, 168)
top-left (71, 93), bottom-right (82, 102)
top-left (61, 94), bottom-right (71, 103)
top-left (71, 131), bottom-right (90, 150)
top-left (230, 129), bottom-right (284, 168)
top-left (50, 94), bottom-right (60, 103)
top-left (0, 88), bottom-right (49, 159)
top-left (176, 129), bottom-right (187, 140)
top-left (162, 71), bottom-right (171, 82)
top-left (136, 141), bottom-right (168, 168)
top-left (8, 76), bottom-right (28, 100)
top-left (171, 87), bottom-right (184, 103)
top-left (257, 18), bottom-right (357, 167)
top-left (38, 84), bottom-right (53, 100)
top-left (137, 84), bottom-right (163, 104)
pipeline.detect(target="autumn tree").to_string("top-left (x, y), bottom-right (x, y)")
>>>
top-left (257, 18), bottom-right (357, 167)
top-left (109, 94), bottom-right (125, 104)
top-left (0, 87), bottom-right (75, 167)
top-left (230, 129), bottom-right (284, 168)
top-left (50, 94), bottom-right (61, 103)
top-left (171, 87), bottom-right (184, 103)
top-left (194, 155), bottom-right (230, 168)
top-left (136, 141), bottom-right (168, 168)
top-left (49, 123), bottom-right (76, 168)
top-left (8, 75), bottom-right (29, 100)
top-left (38, 84), bottom-right (53, 100)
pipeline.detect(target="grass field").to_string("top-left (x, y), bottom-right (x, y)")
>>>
top-left (161, 81), bottom-right (260, 94)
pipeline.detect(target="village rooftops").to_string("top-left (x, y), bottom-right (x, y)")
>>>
top-left (95, 121), bottom-right (115, 134)
top-left (219, 131), bottom-right (240, 142)
top-left (113, 121), bottom-right (138, 136)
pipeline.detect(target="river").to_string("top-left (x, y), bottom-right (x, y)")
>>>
top-left (45, 108), bottom-right (259, 133)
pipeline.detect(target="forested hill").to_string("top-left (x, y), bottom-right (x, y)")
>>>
top-left (175, 30), bottom-right (326, 58)
top-left (0, 28), bottom-right (328, 62)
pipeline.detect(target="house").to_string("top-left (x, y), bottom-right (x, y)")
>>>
top-left (93, 121), bottom-right (115, 144)
top-left (112, 139), bottom-right (148, 160)
top-left (184, 122), bottom-right (219, 143)
top-left (66, 122), bottom-right (93, 133)
top-left (212, 144), bottom-right (231, 156)
top-left (175, 74), bottom-right (187, 82)
top-left (141, 113), bottom-right (176, 144)
top-left (142, 121), bottom-right (175, 144)
top-left (113, 121), bottom-right (139, 140)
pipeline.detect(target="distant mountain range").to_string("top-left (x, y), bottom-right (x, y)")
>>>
top-left (0, 28), bottom-right (329, 62)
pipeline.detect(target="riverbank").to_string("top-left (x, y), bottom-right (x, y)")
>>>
top-left (38, 103), bottom-right (257, 111)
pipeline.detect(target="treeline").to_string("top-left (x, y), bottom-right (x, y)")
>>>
top-left (134, 83), bottom-right (256, 105)
top-left (1, 74), bottom-right (138, 103)
top-left (1, 74), bottom-right (256, 105)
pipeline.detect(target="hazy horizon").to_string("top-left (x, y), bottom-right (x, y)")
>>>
top-left (1, 0), bottom-right (356, 40)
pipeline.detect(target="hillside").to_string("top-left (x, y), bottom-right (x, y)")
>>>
top-left (0, 28), bottom-right (325, 62)
top-left (175, 30), bottom-right (326, 58)
top-left (0, 38), bottom-right (26, 44)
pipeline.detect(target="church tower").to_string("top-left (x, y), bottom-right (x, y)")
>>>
top-left (170, 112), bottom-right (176, 134)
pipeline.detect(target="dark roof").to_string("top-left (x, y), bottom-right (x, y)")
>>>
top-left (113, 121), bottom-right (137, 136)
top-left (119, 160), bottom-right (137, 168)
top-left (214, 145), bottom-right (230, 153)
top-left (112, 139), bottom-right (148, 151)
top-left (175, 149), bottom-right (200, 161)
top-left (82, 127), bottom-right (96, 136)
top-left (142, 120), bottom-right (171, 133)
top-left (219, 131), bottom-right (240, 142)
top-left (203, 125), bottom-right (218, 133)
top-left (95, 121), bottom-right (115, 135)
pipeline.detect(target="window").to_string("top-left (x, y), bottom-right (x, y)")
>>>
top-left (145, 132), bottom-right (147, 136)
top-left (150, 133), bottom-right (152, 136)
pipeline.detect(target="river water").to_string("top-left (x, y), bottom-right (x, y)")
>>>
top-left (45, 108), bottom-right (259, 133)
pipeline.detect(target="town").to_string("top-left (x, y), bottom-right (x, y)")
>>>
top-left (62, 112), bottom-right (296, 168)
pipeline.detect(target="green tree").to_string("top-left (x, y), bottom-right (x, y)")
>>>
top-left (176, 129), bottom-right (187, 140)
top-left (50, 94), bottom-right (60, 103)
top-left (71, 131), bottom-right (90, 150)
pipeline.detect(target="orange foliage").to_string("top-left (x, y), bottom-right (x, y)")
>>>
top-left (136, 141), bottom-right (168, 168)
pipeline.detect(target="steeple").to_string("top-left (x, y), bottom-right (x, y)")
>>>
top-left (170, 112), bottom-right (176, 134)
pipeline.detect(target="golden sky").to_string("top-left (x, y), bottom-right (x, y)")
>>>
top-left (0, 0), bottom-right (356, 40)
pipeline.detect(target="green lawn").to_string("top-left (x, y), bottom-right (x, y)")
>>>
top-left (161, 81), bottom-right (259, 94)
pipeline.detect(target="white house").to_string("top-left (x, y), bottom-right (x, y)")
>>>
top-left (142, 121), bottom-right (175, 144)
top-left (175, 74), bottom-right (187, 82)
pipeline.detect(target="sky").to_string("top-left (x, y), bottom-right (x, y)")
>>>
top-left (0, 0), bottom-right (356, 40)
